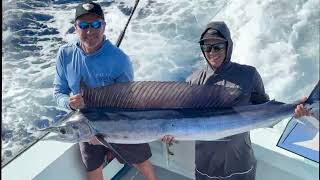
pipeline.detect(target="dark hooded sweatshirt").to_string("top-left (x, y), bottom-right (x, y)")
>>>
top-left (187, 22), bottom-right (269, 180)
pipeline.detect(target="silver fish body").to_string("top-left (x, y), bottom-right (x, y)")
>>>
top-left (44, 101), bottom-right (296, 144)
top-left (42, 81), bottom-right (319, 144)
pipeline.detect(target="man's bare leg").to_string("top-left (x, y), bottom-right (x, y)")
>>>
top-left (87, 165), bottom-right (104, 180)
top-left (134, 160), bottom-right (156, 180)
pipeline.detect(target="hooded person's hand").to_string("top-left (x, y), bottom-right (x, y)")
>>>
top-left (294, 96), bottom-right (311, 118)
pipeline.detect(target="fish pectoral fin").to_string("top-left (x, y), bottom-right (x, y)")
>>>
top-left (95, 134), bottom-right (132, 166)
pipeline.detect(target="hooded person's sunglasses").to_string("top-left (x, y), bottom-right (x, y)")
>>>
top-left (200, 42), bottom-right (226, 53)
top-left (76, 20), bottom-right (103, 30)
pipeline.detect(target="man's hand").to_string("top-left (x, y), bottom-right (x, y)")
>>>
top-left (69, 94), bottom-right (85, 110)
top-left (294, 96), bottom-right (311, 118)
top-left (161, 135), bottom-right (174, 144)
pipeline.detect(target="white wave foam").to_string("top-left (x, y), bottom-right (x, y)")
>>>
top-left (213, 0), bottom-right (319, 101)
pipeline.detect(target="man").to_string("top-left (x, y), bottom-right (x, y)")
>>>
top-left (53, 2), bottom-right (156, 180)
top-left (162, 21), bottom-right (310, 180)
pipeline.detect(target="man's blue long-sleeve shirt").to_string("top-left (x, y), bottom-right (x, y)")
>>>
top-left (53, 37), bottom-right (133, 110)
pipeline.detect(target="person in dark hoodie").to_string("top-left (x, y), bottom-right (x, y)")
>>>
top-left (187, 20), bottom-right (266, 180)
top-left (162, 21), bottom-right (310, 180)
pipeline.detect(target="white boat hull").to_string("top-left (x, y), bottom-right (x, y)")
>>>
top-left (2, 129), bottom-right (319, 180)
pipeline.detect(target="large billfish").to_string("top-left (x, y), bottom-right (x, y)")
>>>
top-left (41, 81), bottom-right (319, 145)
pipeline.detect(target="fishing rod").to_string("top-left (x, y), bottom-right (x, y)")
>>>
top-left (1, 0), bottom-right (140, 169)
top-left (116, 0), bottom-right (140, 47)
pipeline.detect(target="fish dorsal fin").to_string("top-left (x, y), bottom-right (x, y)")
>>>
top-left (82, 81), bottom-right (245, 109)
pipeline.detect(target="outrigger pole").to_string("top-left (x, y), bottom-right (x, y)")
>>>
top-left (116, 0), bottom-right (140, 47)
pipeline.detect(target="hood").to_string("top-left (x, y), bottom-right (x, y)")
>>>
top-left (200, 21), bottom-right (233, 72)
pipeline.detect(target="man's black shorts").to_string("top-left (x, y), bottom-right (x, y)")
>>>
top-left (79, 142), bottom-right (152, 172)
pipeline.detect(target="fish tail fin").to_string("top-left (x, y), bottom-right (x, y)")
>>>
top-left (305, 81), bottom-right (319, 105)
top-left (305, 81), bottom-right (319, 121)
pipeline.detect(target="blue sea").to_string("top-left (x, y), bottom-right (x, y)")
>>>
top-left (2, 0), bottom-right (319, 165)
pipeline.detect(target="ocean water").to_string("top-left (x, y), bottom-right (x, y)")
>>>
top-left (2, 0), bottom-right (319, 165)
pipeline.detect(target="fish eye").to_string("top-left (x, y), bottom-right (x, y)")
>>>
top-left (60, 128), bottom-right (66, 134)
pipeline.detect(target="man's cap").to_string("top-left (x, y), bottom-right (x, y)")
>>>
top-left (199, 29), bottom-right (227, 43)
top-left (75, 2), bottom-right (104, 20)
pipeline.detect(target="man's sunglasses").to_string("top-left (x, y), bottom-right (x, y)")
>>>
top-left (200, 43), bottom-right (226, 53)
top-left (76, 20), bottom-right (103, 30)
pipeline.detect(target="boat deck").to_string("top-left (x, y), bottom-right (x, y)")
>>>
top-left (120, 165), bottom-right (192, 180)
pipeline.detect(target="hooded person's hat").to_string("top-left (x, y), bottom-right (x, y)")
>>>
top-left (199, 29), bottom-right (227, 43)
